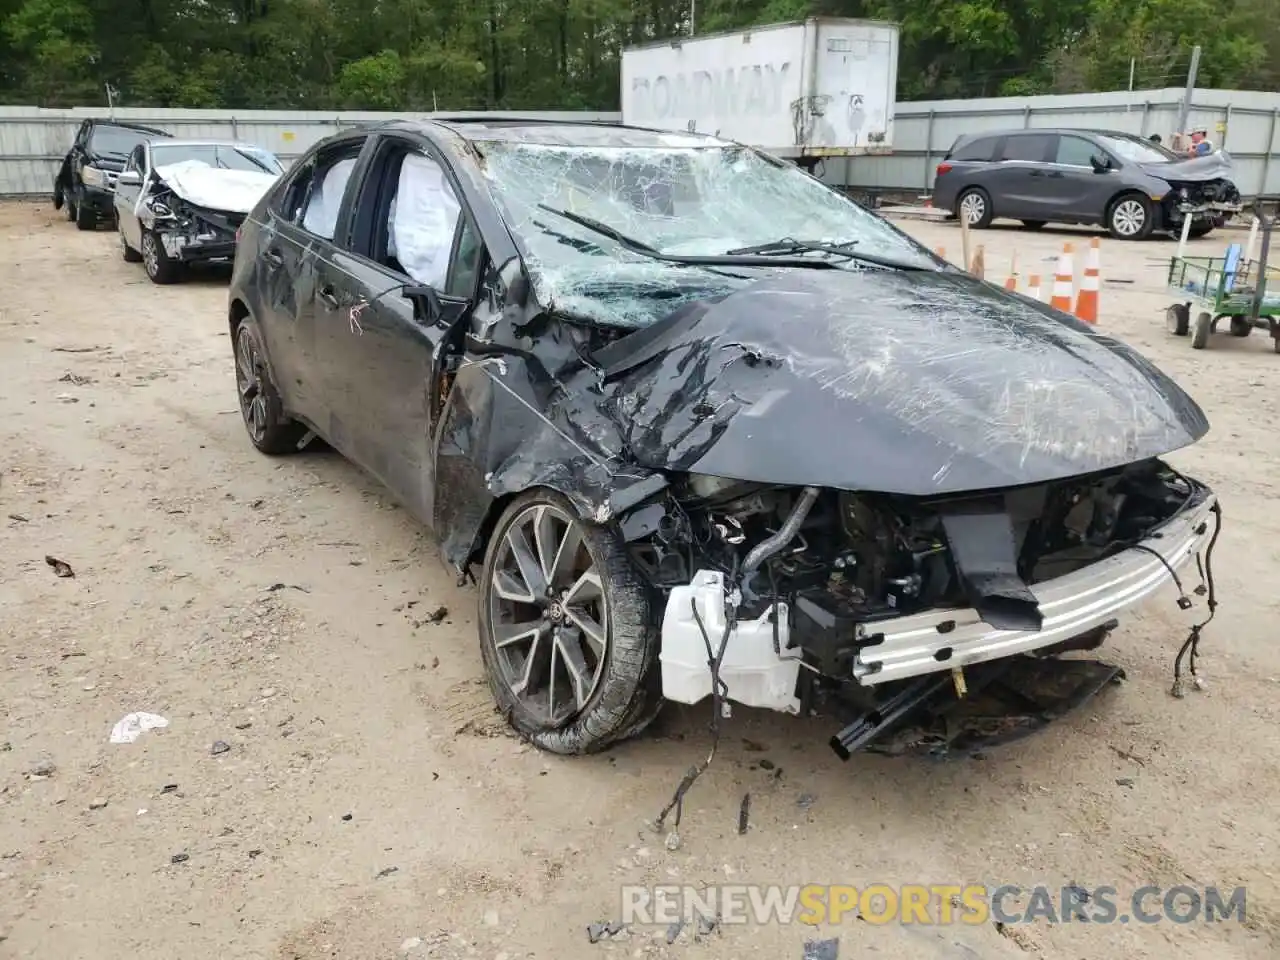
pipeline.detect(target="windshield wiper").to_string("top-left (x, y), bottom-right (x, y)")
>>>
top-left (727, 238), bottom-right (929, 271)
top-left (534, 204), bottom-right (839, 269)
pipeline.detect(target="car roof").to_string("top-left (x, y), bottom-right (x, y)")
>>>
top-left (88, 119), bottom-right (170, 136)
top-left (148, 138), bottom-right (273, 151)
top-left (959, 128), bottom-right (1146, 140)
top-left (378, 117), bottom-right (735, 149)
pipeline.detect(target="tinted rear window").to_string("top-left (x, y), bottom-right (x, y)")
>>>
top-left (1001, 134), bottom-right (1053, 162)
top-left (949, 136), bottom-right (1000, 162)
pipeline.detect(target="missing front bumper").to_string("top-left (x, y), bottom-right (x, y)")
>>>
top-left (853, 492), bottom-right (1217, 684)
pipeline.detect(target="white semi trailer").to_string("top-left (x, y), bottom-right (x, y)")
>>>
top-left (621, 17), bottom-right (899, 168)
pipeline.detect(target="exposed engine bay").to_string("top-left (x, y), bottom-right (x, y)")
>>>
top-left (143, 182), bottom-right (246, 260)
top-left (624, 457), bottom-right (1218, 758)
top-left (1162, 176), bottom-right (1243, 230)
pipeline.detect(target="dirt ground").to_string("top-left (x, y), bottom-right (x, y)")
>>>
top-left (1, 199), bottom-right (1277, 960)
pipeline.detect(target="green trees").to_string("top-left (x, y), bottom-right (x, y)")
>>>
top-left (1, 0), bottom-right (1275, 110)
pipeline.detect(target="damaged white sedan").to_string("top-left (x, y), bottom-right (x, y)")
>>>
top-left (114, 138), bottom-right (284, 284)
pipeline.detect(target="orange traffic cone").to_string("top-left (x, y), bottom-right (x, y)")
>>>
top-left (1050, 244), bottom-right (1075, 312)
top-left (1026, 273), bottom-right (1042, 301)
top-left (1074, 237), bottom-right (1100, 324)
top-left (1004, 252), bottom-right (1019, 290)
top-left (934, 245), bottom-right (946, 260)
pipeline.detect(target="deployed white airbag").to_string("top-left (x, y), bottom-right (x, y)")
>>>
top-left (388, 153), bottom-right (461, 288)
top-left (302, 157), bottom-right (357, 239)
top-left (153, 160), bottom-right (279, 214)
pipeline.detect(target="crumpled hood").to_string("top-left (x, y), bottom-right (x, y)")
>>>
top-left (1139, 150), bottom-right (1236, 183)
top-left (584, 268), bottom-right (1209, 496)
top-left (153, 160), bottom-right (279, 213)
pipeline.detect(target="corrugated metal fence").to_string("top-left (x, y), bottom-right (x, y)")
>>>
top-left (0, 106), bottom-right (622, 196)
top-left (834, 87), bottom-right (1280, 198)
top-left (4, 88), bottom-right (1279, 197)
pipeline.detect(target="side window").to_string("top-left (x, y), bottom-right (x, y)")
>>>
top-left (383, 150), bottom-right (470, 294)
top-left (289, 141), bottom-right (363, 240)
top-left (1055, 135), bottom-right (1099, 167)
top-left (950, 136), bottom-right (999, 162)
top-left (1000, 134), bottom-right (1053, 163)
top-left (123, 146), bottom-right (142, 173)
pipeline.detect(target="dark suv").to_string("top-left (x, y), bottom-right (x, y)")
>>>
top-left (53, 119), bottom-right (171, 230)
top-left (930, 128), bottom-right (1242, 240)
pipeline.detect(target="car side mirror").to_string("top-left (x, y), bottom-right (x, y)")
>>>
top-left (1089, 154), bottom-right (1111, 173)
top-left (403, 283), bottom-right (470, 327)
top-left (116, 170), bottom-right (141, 186)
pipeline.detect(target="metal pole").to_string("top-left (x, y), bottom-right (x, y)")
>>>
top-left (1176, 45), bottom-right (1201, 136)
top-left (1127, 58), bottom-right (1135, 112)
top-left (690, 0), bottom-right (695, 35)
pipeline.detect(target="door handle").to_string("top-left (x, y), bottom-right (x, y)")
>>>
top-left (318, 284), bottom-right (340, 309)
top-left (263, 248), bottom-right (284, 267)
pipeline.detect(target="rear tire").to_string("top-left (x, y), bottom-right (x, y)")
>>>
top-left (233, 315), bottom-right (308, 455)
top-left (478, 490), bottom-right (661, 755)
top-left (1166, 304), bottom-right (1190, 336)
top-left (1229, 316), bottom-right (1252, 337)
top-left (140, 229), bottom-right (183, 284)
top-left (119, 229), bottom-right (142, 263)
top-left (956, 188), bottom-right (993, 229)
top-left (1191, 311), bottom-right (1212, 349)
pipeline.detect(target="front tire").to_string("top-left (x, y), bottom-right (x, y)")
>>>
top-left (233, 316), bottom-right (308, 455)
top-left (65, 187), bottom-right (78, 222)
top-left (74, 189), bottom-right (95, 231)
top-left (1107, 194), bottom-right (1155, 240)
top-left (141, 229), bottom-right (182, 284)
top-left (478, 490), bottom-right (660, 755)
top-left (956, 188), bottom-right (993, 229)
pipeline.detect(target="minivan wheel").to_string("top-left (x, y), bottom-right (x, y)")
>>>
top-left (956, 188), bottom-right (993, 228)
top-left (1108, 194), bottom-right (1154, 240)
top-left (478, 490), bottom-right (660, 755)
top-left (233, 317), bottom-right (308, 455)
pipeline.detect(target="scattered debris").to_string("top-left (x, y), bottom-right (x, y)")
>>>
top-left (109, 712), bottom-right (169, 744)
top-left (1109, 745), bottom-right (1148, 766)
top-left (742, 738), bottom-right (767, 752)
top-left (58, 372), bottom-right (93, 385)
top-left (265, 582), bottom-right (309, 593)
top-left (587, 921), bottom-right (626, 943)
top-left (797, 793), bottom-right (817, 810)
top-left (695, 912), bottom-right (718, 939)
top-left (375, 866), bottom-right (399, 879)
top-left (248, 849), bottom-right (263, 859)
top-left (45, 555), bottom-right (75, 578)
top-left (170, 853), bottom-right (190, 864)
top-left (664, 831), bottom-right (681, 851)
top-left (1116, 777), bottom-right (1136, 788)
top-left (28, 758), bottom-right (56, 778)
top-left (210, 741), bottom-right (231, 756)
top-left (88, 798), bottom-right (108, 810)
top-left (424, 605), bottom-right (449, 624)
top-left (7, 513), bottom-right (29, 523)
top-left (665, 919), bottom-right (684, 944)
top-left (737, 793), bottom-right (751, 835)
top-left (1105, 278), bottom-right (1135, 284)
top-left (758, 758), bottom-right (775, 770)
top-left (160, 784), bottom-right (179, 794)
top-left (400, 937), bottom-right (423, 954)
top-left (803, 938), bottom-right (839, 960)
top-left (341, 813), bottom-right (353, 821)
top-left (52, 346), bottom-right (107, 353)
top-left (55, 393), bottom-right (80, 404)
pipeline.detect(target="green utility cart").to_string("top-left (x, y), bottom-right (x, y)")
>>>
top-left (1165, 200), bottom-right (1280, 351)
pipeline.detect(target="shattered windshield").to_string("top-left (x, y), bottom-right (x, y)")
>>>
top-left (88, 125), bottom-right (154, 157)
top-left (478, 140), bottom-right (937, 328)
top-left (151, 144), bottom-right (282, 175)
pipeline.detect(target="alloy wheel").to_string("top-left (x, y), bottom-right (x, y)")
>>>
top-left (1112, 200), bottom-right (1146, 237)
top-left (960, 192), bottom-right (985, 224)
top-left (141, 233), bottom-right (159, 277)
top-left (235, 327), bottom-right (269, 444)
top-left (486, 503), bottom-right (610, 727)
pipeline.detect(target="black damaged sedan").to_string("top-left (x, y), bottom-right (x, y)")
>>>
top-left (228, 119), bottom-right (1221, 758)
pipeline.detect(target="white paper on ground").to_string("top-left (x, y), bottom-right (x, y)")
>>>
top-left (109, 712), bottom-right (170, 744)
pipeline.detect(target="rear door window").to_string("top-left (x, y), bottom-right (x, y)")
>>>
top-left (1000, 134), bottom-right (1053, 163)
top-left (949, 136), bottom-right (1000, 162)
